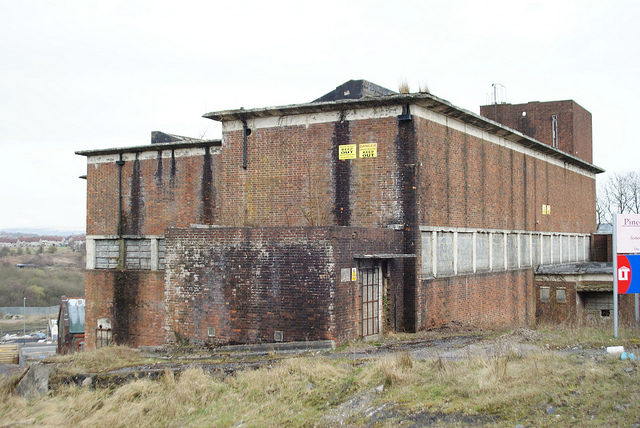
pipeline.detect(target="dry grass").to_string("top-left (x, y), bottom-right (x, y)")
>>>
top-left (2, 328), bottom-right (640, 426)
top-left (47, 345), bottom-right (154, 373)
top-left (398, 79), bottom-right (410, 94)
top-left (536, 324), bottom-right (640, 349)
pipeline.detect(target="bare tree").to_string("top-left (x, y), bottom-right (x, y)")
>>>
top-left (598, 172), bottom-right (640, 225)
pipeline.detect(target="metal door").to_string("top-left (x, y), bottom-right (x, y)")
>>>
top-left (360, 261), bottom-right (380, 337)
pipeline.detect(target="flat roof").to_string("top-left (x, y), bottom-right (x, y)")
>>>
top-left (76, 139), bottom-right (221, 157)
top-left (203, 92), bottom-right (604, 175)
top-left (535, 262), bottom-right (612, 275)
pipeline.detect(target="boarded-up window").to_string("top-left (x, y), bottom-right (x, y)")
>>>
top-left (562, 235), bottom-right (570, 262)
top-left (492, 233), bottom-right (505, 270)
top-left (507, 234), bottom-right (518, 268)
top-left (552, 235), bottom-right (561, 264)
top-left (540, 286), bottom-right (550, 302)
top-left (476, 233), bottom-right (490, 272)
top-left (158, 239), bottom-right (166, 269)
top-left (542, 235), bottom-right (552, 265)
top-left (95, 239), bottom-right (119, 269)
top-left (457, 233), bottom-right (473, 274)
top-left (569, 236), bottom-right (576, 262)
top-left (556, 287), bottom-right (566, 303)
top-left (421, 232), bottom-right (433, 276)
top-left (520, 234), bottom-right (531, 267)
top-left (437, 232), bottom-right (454, 275)
top-left (583, 236), bottom-right (590, 261)
top-left (94, 238), bottom-right (164, 270)
top-left (532, 234), bottom-right (541, 266)
top-left (125, 239), bottom-right (151, 269)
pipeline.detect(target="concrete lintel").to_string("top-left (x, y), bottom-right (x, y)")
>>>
top-left (353, 254), bottom-right (416, 259)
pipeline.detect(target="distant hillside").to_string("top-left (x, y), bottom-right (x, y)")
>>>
top-left (0, 228), bottom-right (85, 237)
top-left (0, 246), bottom-right (85, 306)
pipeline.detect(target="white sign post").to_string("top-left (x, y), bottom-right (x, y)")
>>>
top-left (613, 213), bottom-right (640, 338)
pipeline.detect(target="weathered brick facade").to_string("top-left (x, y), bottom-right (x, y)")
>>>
top-left (480, 100), bottom-right (593, 163)
top-left (163, 227), bottom-right (404, 346)
top-left (535, 277), bottom-right (637, 327)
top-left (419, 270), bottom-right (535, 329)
top-left (78, 81), bottom-right (603, 348)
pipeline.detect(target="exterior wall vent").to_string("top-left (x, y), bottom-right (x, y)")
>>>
top-left (274, 331), bottom-right (283, 342)
top-left (207, 327), bottom-right (216, 337)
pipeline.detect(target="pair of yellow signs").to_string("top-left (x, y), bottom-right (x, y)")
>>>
top-left (338, 143), bottom-right (377, 160)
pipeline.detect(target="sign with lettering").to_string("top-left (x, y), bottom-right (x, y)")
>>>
top-left (359, 143), bottom-right (377, 158)
top-left (616, 214), bottom-right (640, 253)
top-left (338, 144), bottom-right (356, 160)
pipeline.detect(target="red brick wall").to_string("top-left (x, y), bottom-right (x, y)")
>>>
top-left (219, 117), bottom-right (403, 228)
top-left (479, 100), bottom-right (593, 163)
top-left (415, 116), bottom-right (596, 234)
top-left (418, 270), bottom-right (535, 329)
top-left (534, 280), bottom-right (577, 324)
top-left (163, 226), bottom-right (404, 345)
top-left (86, 146), bottom-right (220, 235)
top-left (535, 280), bottom-right (636, 327)
top-left (85, 270), bottom-right (165, 349)
top-left (591, 234), bottom-right (612, 262)
top-left (572, 104), bottom-right (593, 164)
top-left (82, 106), bottom-right (597, 348)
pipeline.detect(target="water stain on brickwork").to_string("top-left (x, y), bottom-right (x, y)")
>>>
top-left (201, 147), bottom-right (215, 224)
top-left (332, 115), bottom-right (351, 226)
top-left (112, 271), bottom-right (139, 345)
top-left (462, 133), bottom-right (469, 226)
top-left (124, 153), bottom-right (144, 235)
top-left (510, 150), bottom-right (515, 229)
top-left (480, 142), bottom-right (486, 225)
top-left (444, 127), bottom-right (451, 222)
top-left (167, 234), bottom-right (333, 345)
top-left (395, 118), bottom-right (418, 332)
top-left (170, 149), bottom-right (177, 187)
top-left (523, 155), bottom-right (528, 229)
top-left (155, 150), bottom-right (163, 186)
top-left (533, 159), bottom-right (538, 229)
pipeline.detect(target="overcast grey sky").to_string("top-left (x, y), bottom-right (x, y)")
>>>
top-left (1, 0), bottom-right (638, 232)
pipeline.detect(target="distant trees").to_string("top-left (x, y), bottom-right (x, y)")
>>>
top-left (0, 265), bottom-right (84, 306)
top-left (597, 172), bottom-right (640, 225)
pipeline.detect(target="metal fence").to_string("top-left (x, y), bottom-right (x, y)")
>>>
top-left (0, 306), bottom-right (58, 316)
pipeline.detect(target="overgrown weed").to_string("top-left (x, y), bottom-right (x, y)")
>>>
top-left (47, 345), bottom-right (152, 373)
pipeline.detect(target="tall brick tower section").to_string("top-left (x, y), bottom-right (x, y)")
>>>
top-left (480, 100), bottom-right (592, 163)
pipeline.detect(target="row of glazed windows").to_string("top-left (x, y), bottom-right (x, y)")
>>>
top-left (88, 237), bottom-right (165, 270)
top-left (421, 228), bottom-right (589, 277)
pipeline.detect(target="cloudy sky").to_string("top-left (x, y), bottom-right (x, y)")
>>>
top-left (1, 0), bottom-right (638, 232)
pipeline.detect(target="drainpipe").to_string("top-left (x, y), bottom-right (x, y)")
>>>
top-left (115, 154), bottom-right (125, 269)
top-left (241, 117), bottom-right (251, 169)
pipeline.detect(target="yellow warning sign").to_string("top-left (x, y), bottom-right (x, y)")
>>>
top-left (339, 144), bottom-right (356, 160)
top-left (351, 268), bottom-right (357, 281)
top-left (359, 143), bottom-right (377, 158)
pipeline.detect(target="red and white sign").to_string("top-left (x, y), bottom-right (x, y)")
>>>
top-left (616, 214), bottom-right (640, 253)
top-left (618, 256), bottom-right (632, 294)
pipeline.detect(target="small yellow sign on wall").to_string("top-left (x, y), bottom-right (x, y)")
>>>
top-left (351, 268), bottom-right (357, 281)
top-left (359, 143), bottom-right (377, 158)
top-left (338, 144), bottom-right (356, 160)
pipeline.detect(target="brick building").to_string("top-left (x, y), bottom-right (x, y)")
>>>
top-left (77, 80), bottom-right (603, 349)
